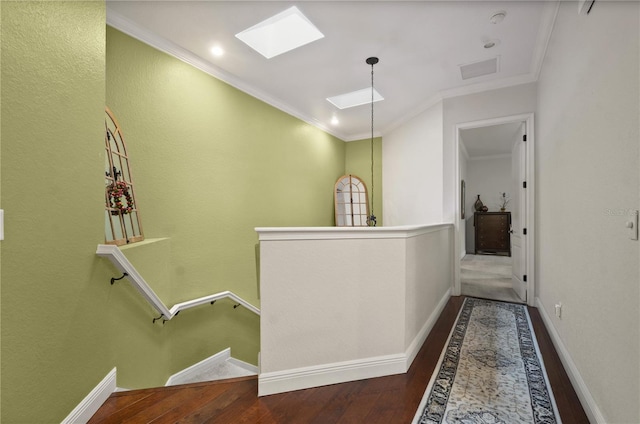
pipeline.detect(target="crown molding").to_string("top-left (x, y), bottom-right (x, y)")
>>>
top-left (382, 93), bottom-right (444, 138)
top-left (107, 3), bottom-right (559, 143)
top-left (468, 153), bottom-right (512, 161)
top-left (530, 1), bottom-right (561, 81)
top-left (343, 130), bottom-right (384, 143)
top-left (106, 8), bottom-right (349, 142)
top-left (381, 3), bottom-right (559, 138)
top-left (442, 73), bottom-right (538, 102)
top-left (381, 73), bottom-right (535, 139)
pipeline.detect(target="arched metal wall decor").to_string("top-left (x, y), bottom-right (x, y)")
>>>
top-left (334, 174), bottom-right (370, 227)
top-left (104, 107), bottom-right (144, 245)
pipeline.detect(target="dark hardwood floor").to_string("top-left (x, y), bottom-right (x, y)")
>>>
top-left (89, 296), bottom-right (590, 423)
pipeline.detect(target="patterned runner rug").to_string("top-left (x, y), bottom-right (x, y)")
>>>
top-left (412, 297), bottom-right (562, 424)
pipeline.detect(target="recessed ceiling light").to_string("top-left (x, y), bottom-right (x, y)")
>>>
top-left (490, 11), bottom-right (507, 24)
top-left (331, 116), bottom-right (339, 125)
top-left (235, 6), bottom-right (324, 59)
top-left (483, 39), bottom-right (500, 49)
top-left (327, 88), bottom-right (384, 110)
top-left (211, 46), bottom-right (224, 57)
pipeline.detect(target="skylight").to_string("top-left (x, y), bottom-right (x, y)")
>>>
top-left (327, 88), bottom-right (384, 110)
top-left (235, 6), bottom-right (324, 59)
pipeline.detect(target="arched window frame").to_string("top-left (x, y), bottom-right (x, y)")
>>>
top-left (104, 107), bottom-right (144, 245)
top-left (334, 174), bottom-right (370, 227)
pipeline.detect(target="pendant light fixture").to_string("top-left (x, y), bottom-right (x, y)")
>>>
top-left (366, 56), bottom-right (379, 227)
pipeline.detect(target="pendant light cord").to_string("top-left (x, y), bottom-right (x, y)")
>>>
top-left (370, 64), bottom-right (375, 224)
top-left (368, 58), bottom-right (377, 227)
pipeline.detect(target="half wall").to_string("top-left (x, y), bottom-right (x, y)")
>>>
top-left (256, 224), bottom-right (453, 396)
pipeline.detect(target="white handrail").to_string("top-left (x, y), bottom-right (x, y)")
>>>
top-left (96, 244), bottom-right (260, 319)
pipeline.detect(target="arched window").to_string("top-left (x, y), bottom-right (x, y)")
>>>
top-left (104, 107), bottom-right (144, 245)
top-left (334, 174), bottom-right (370, 227)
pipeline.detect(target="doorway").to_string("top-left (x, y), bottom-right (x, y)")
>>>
top-left (454, 114), bottom-right (535, 306)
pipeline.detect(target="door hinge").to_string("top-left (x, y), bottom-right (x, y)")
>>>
top-left (523, 228), bottom-right (527, 235)
top-left (523, 134), bottom-right (527, 142)
top-left (523, 274), bottom-right (527, 282)
top-left (523, 181), bottom-right (527, 189)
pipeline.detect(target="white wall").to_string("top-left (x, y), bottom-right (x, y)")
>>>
top-left (257, 225), bottom-right (452, 396)
top-left (465, 155), bottom-right (512, 252)
top-left (442, 84), bottom-right (536, 297)
top-left (404, 226), bottom-right (453, 354)
top-left (383, 102), bottom-right (443, 226)
top-left (467, 157), bottom-right (512, 213)
top-left (443, 83), bottom-right (537, 223)
top-left (536, 2), bottom-right (639, 423)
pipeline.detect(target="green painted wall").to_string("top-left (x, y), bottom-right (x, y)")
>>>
top-left (107, 26), bottom-right (345, 300)
top-left (0, 4), bottom-right (380, 420)
top-left (105, 27), bottom-right (346, 378)
top-left (120, 238), bottom-right (172, 302)
top-left (0, 2), bottom-right (114, 422)
top-left (345, 137), bottom-right (383, 226)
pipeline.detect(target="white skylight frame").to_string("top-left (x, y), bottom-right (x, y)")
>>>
top-left (235, 6), bottom-right (324, 59)
top-left (327, 88), bottom-right (384, 110)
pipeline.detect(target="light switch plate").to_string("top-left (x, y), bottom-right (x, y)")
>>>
top-left (629, 210), bottom-right (639, 241)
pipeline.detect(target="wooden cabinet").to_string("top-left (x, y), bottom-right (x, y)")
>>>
top-left (474, 212), bottom-right (511, 256)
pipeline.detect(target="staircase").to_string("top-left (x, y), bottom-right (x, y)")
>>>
top-left (165, 348), bottom-right (258, 387)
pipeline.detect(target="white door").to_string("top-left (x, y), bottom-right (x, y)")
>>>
top-left (511, 128), bottom-right (527, 302)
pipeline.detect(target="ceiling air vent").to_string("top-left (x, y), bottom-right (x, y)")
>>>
top-left (459, 57), bottom-right (499, 80)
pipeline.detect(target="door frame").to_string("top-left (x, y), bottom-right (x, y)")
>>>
top-left (453, 113), bottom-right (536, 307)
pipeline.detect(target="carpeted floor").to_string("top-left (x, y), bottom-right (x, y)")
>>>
top-left (461, 254), bottom-right (523, 303)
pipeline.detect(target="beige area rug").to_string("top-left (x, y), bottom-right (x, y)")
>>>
top-left (412, 297), bottom-right (562, 424)
top-left (461, 254), bottom-right (523, 304)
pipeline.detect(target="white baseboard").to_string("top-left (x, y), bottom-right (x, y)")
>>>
top-left (61, 368), bottom-right (116, 424)
top-left (166, 348), bottom-right (231, 386)
top-left (166, 348), bottom-right (258, 386)
top-left (405, 288), bottom-right (452, 370)
top-left (258, 353), bottom-right (406, 397)
top-left (259, 289), bottom-right (453, 397)
top-left (228, 356), bottom-right (260, 374)
top-left (535, 298), bottom-right (606, 424)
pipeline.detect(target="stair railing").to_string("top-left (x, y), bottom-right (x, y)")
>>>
top-left (96, 244), bottom-right (260, 323)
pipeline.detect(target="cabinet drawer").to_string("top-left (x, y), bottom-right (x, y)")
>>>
top-left (474, 212), bottom-right (511, 256)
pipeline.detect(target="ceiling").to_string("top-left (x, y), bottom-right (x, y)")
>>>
top-left (106, 1), bottom-right (558, 141)
top-left (461, 122), bottom-right (522, 159)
